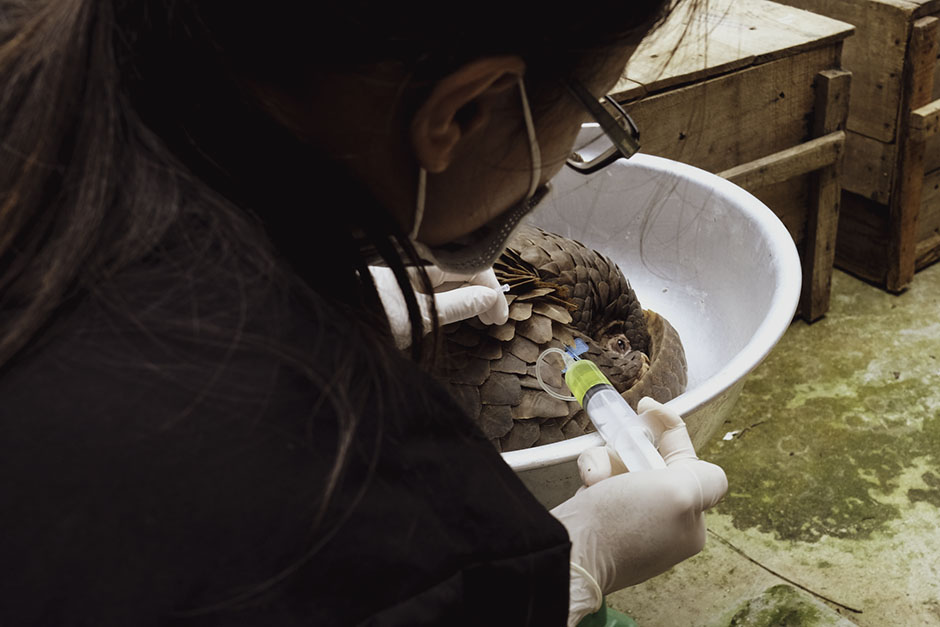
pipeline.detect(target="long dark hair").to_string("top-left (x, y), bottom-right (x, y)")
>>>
top-left (0, 0), bottom-right (676, 607)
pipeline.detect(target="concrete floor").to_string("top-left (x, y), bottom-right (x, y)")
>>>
top-left (608, 262), bottom-right (940, 626)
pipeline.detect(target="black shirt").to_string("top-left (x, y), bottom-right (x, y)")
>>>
top-left (0, 237), bottom-right (570, 625)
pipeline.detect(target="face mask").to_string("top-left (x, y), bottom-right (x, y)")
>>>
top-left (409, 76), bottom-right (548, 274)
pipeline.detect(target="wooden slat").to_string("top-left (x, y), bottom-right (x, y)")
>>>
top-left (910, 98), bottom-right (940, 140)
top-left (610, 78), bottom-right (646, 103)
top-left (774, 0), bottom-right (916, 143)
top-left (887, 15), bottom-right (940, 291)
top-left (916, 98), bottom-right (940, 173)
top-left (814, 69), bottom-right (853, 134)
top-left (920, 5), bottom-right (940, 194)
top-left (837, 102), bottom-right (940, 285)
top-left (835, 192), bottom-right (890, 284)
top-left (753, 178), bottom-right (811, 244)
top-left (916, 167), bottom-right (940, 241)
top-left (872, 0), bottom-right (933, 10)
top-left (802, 70), bottom-right (852, 322)
top-left (718, 131), bottom-right (845, 190)
top-left (843, 129), bottom-right (898, 203)
top-left (934, 2), bottom-right (940, 114)
top-left (927, 105), bottom-right (940, 173)
top-left (916, 231), bottom-right (940, 267)
top-left (912, 0), bottom-right (940, 17)
top-left (904, 17), bottom-right (940, 110)
top-left (623, 47), bottom-right (840, 175)
top-left (804, 165), bottom-right (842, 319)
top-left (933, 4), bottom-right (940, 174)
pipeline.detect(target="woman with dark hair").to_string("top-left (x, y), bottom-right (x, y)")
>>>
top-left (0, 1), bottom-right (726, 625)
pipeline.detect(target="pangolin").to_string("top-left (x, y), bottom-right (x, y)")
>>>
top-left (433, 224), bottom-right (687, 452)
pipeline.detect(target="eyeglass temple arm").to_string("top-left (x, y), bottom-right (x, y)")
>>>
top-left (564, 81), bottom-right (640, 156)
top-left (565, 150), bottom-right (621, 174)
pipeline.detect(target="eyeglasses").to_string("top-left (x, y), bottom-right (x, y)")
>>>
top-left (564, 80), bottom-right (641, 174)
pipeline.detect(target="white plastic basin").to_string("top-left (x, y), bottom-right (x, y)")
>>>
top-left (504, 153), bottom-right (802, 508)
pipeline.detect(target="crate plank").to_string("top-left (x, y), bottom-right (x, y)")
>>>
top-left (934, 28), bottom-right (940, 102)
top-left (887, 15), bottom-right (939, 290)
top-left (925, 115), bottom-right (940, 172)
top-left (902, 17), bottom-right (940, 114)
top-left (758, 180), bottom-right (810, 243)
top-left (912, 0), bottom-right (940, 16)
top-left (815, 68), bottom-right (853, 133)
top-left (837, 162), bottom-right (940, 281)
top-left (916, 232), bottom-right (940, 266)
top-left (775, 0), bottom-right (915, 143)
top-left (918, 98), bottom-right (940, 172)
top-left (718, 132), bottom-right (845, 189)
top-left (621, 47), bottom-right (839, 174)
top-left (836, 192), bottom-right (890, 283)
top-left (843, 130), bottom-right (897, 202)
top-left (804, 70), bottom-right (852, 320)
top-left (916, 167), bottom-right (940, 242)
top-left (911, 97), bottom-right (940, 138)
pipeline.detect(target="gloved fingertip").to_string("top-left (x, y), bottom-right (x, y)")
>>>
top-left (577, 447), bottom-right (613, 486)
top-left (434, 287), bottom-right (493, 326)
top-left (471, 289), bottom-right (500, 322)
top-left (476, 286), bottom-right (500, 307)
top-left (480, 292), bottom-right (509, 326)
top-left (697, 461), bottom-right (729, 509)
top-left (639, 399), bottom-right (685, 431)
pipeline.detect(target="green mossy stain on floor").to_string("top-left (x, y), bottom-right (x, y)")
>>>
top-left (699, 269), bottom-right (940, 543)
top-left (720, 585), bottom-right (853, 627)
top-left (907, 470), bottom-right (940, 507)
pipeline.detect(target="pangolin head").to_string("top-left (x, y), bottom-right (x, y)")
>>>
top-left (588, 320), bottom-right (650, 392)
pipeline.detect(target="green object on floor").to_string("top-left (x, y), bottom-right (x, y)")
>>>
top-left (721, 585), bottom-right (856, 627)
top-left (577, 599), bottom-right (639, 627)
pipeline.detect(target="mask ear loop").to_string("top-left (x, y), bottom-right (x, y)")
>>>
top-left (411, 167), bottom-right (427, 241)
top-left (517, 76), bottom-right (542, 201)
top-left (414, 76), bottom-right (539, 242)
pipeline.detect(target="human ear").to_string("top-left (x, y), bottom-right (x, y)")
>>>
top-left (410, 56), bottom-right (525, 173)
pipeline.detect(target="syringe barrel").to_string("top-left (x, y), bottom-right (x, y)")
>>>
top-left (581, 385), bottom-right (667, 472)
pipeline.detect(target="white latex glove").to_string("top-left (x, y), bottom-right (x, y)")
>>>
top-left (551, 398), bottom-right (728, 627)
top-left (368, 265), bottom-right (510, 349)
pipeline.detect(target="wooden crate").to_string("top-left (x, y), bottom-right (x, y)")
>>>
top-left (611, 0), bottom-right (854, 320)
top-left (773, 0), bottom-right (940, 292)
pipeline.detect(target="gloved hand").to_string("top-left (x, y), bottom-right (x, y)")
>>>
top-left (369, 265), bottom-right (510, 349)
top-left (551, 398), bottom-right (728, 627)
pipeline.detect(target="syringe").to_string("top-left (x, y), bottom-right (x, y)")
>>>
top-left (563, 356), bottom-right (666, 472)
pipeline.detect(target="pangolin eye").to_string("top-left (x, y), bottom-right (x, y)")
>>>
top-left (617, 339), bottom-right (627, 351)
